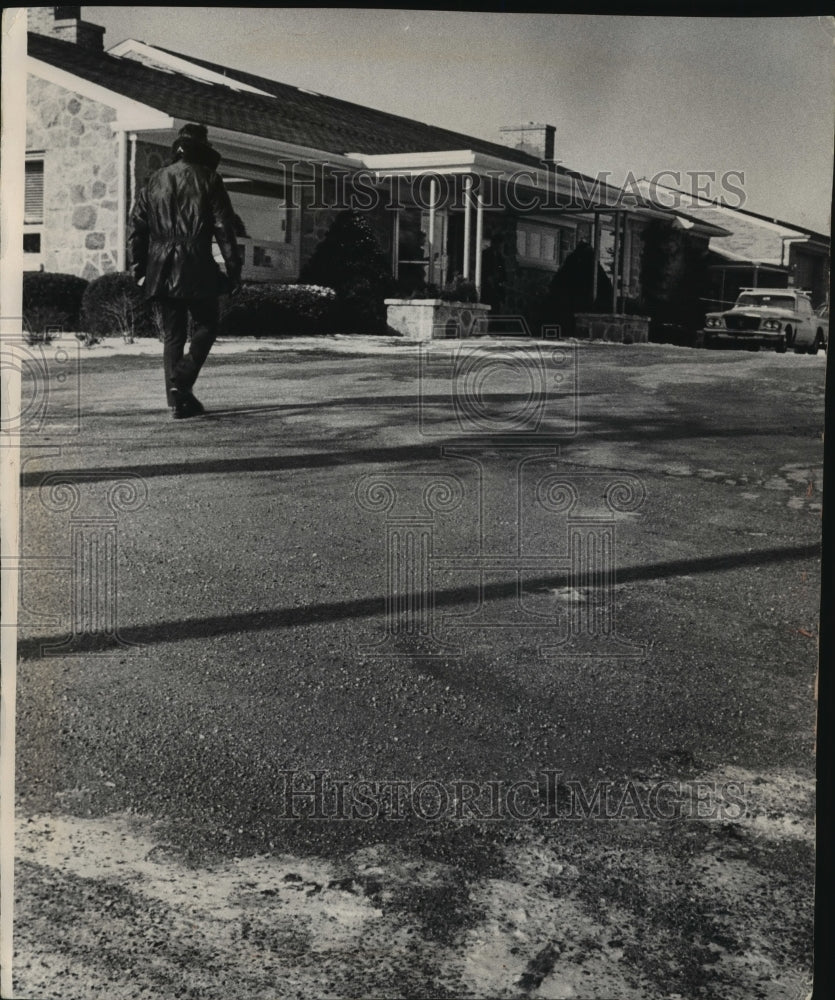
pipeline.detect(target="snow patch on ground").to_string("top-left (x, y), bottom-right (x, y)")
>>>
top-left (14, 765), bottom-right (814, 1000)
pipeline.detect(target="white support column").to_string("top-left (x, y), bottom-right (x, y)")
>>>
top-left (622, 216), bottom-right (631, 304)
top-left (474, 190), bottom-right (484, 295)
top-left (462, 175), bottom-right (472, 279)
top-left (391, 209), bottom-right (400, 279)
top-left (611, 211), bottom-right (621, 314)
top-left (427, 176), bottom-right (437, 286)
top-left (128, 133), bottom-right (137, 214)
top-left (116, 130), bottom-right (127, 270)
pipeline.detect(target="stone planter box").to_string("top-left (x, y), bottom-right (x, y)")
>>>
top-left (385, 298), bottom-right (491, 342)
top-left (574, 313), bottom-right (650, 344)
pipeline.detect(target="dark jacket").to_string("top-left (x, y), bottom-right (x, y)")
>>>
top-left (128, 140), bottom-right (242, 300)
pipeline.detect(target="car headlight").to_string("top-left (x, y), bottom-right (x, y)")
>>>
top-left (706, 317), bottom-right (723, 328)
top-left (761, 319), bottom-right (782, 331)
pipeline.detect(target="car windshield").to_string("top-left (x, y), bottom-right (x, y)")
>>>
top-left (735, 294), bottom-right (797, 310)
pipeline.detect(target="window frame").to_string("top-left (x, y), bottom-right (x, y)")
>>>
top-left (24, 153), bottom-right (45, 269)
top-left (516, 220), bottom-right (577, 271)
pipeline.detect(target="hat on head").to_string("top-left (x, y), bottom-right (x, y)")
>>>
top-left (172, 122), bottom-right (221, 168)
top-left (178, 123), bottom-right (210, 144)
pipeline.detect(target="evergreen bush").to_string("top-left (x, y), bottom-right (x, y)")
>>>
top-left (300, 210), bottom-right (395, 333)
top-left (22, 271), bottom-right (88, 337)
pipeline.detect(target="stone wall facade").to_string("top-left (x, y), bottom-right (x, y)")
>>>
top-left (26, 76), bottom-right (123, 280)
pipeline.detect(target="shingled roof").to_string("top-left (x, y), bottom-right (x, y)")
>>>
top-left (28, 31), bottom-right (549, 169)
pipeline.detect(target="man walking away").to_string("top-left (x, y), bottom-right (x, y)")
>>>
top-left (128, 124), bottom-right (242, 419)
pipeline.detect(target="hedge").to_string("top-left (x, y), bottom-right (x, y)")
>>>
top-left (72, 273), bottom-right (340, 339)
top-left (220, 283), bottom-right (337, 336)
top-left (22, 272), bottom-right (88, 336)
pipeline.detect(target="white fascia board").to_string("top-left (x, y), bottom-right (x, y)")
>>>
top-left (359, 149), bottom-right (542, 177)
top-left (474, 151), bottom-right (553, 179)
top-left (27, 55), bottom-right (172, 130)
top-left (709, 244), bottom-right (784, 266)
top-left (134, 122), bottom-right (363, 173)
top-left (359, 150), bottom-right (477, 174)
top-left (108, 39), bottom-right (275, 97)
top-left (359, 149), bottom-right (585, 202)
top-left (180, 123), bottom-right (364, 169)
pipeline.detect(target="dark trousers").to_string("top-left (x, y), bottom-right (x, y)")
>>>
top-left (156, 297), bottom-right (220, 406)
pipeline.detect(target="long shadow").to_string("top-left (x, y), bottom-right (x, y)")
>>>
top-left (570, 410), bottom-right (823, 443)
top-left (17, 541), bottom-right (820, 658)
top-left (63, 390), bottom-right (600, 425)
top-left (19, 417), bottom-right (817, 486)
top-left (19, 442), bottom-right (448, 487)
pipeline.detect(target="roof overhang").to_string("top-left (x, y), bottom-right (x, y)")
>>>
top-left (354, 149), bottom-right (629, 209)
top-left (356, 149), bottom-right (525, 176)
top-left (707, 263), bottom-right (789, 273)
top-left (132, 122), bottom-right (365, 175)
top-left (708, 246), bottom-right (788, 271)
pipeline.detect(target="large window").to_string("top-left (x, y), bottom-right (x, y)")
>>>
top-left (516, 221), bottom-right (576, 270)
top-left (225, 187), bottom-right (291, 244)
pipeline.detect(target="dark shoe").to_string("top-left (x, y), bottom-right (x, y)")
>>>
top-left (169, 389), bottom-right (203, 420)
top-left (181, 389), bottom-right (205, 415)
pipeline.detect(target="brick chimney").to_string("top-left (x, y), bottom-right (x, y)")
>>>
top-left (499, 123), bottom-right (556, 163)
top-left (28, 6), bottom-right (105, 50)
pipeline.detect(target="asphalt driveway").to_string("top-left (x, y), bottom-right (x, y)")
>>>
top-left (13, 338), bottom-right (823, 999)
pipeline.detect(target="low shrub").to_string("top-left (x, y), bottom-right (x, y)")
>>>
top-left (22, 271), bottom-right (88, 336)
top-left (439, 276), bottom-right (479, 303)
top-left (221, 283), bottom-right (337, 337)
top-left (407, 283), bottom-right (441, 299)
top-left (403, 277), bottom-right (480, 303)
top-left (82, 272), bottom-right (157, 338)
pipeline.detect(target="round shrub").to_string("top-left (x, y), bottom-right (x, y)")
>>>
top-left (221, 283), bottom-right (337, 337)
top-left (81, 272), bottom-right (157, 338)
top-left (22, 271), bottom-right (88, 335)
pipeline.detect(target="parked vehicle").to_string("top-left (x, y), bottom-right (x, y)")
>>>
top-left (814, 304), bottom-right (829, 351)
top-left (700, 288), bottom-right (827, 355)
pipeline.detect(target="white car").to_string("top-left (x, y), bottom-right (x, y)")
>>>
top-left (701, 289), bottom-right (827, 355)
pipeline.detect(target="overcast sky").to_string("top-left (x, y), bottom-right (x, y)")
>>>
top-left (84, 7), bottom-right (835, 233)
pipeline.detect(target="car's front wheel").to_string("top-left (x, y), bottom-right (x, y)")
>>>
top-left (775, 333), bottom-right (788, 354)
